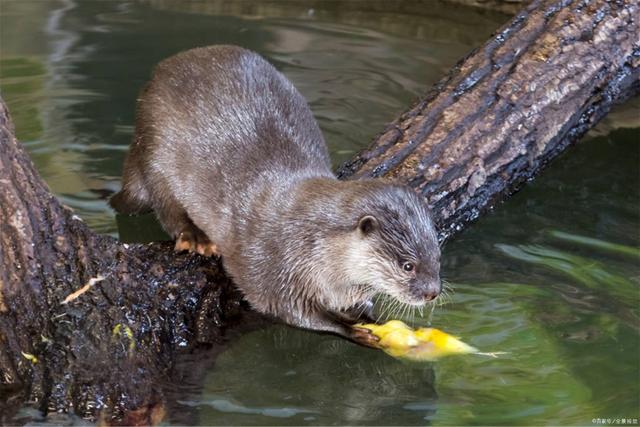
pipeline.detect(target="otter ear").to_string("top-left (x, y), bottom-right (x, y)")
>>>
top-left (357, 215), bottom-right (378, 235)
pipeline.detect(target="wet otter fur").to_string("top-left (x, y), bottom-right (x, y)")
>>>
top-left (111, 45), bottom-right (441, 345)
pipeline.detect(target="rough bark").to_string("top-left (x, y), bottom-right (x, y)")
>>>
top-left (337, 0), bottom-right (639, 241)
top-left (0, 105), bottom-right (259, 422)
top-left (0, 105), bottom-right (250, 421)
top-left (0, 0), bottom-right (638, 423)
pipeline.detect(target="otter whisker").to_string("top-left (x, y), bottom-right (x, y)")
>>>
top-left (439, 285), bottom-right (454, 306)
top-left (375, 296), bottom-right (387, 321)
top-left (388, 299), bottom-right (402, 322)
top-left (397, 301), bottom-right (405, 321)
top-left (441, 279), bottom-right (455, 299)
top-left (353, 291), bottom-right (376, 320)
top-left (372, 294), bottom-right (385, 322)
top-left (393, 300), bottom-right (405, 321)
top-left (397, 301), bottom-right (407, 321)
top-left (376, 296), bottom-right (394, 322)
top-left (383, 298), bottom-right (397, 322)
top-left (428, 300), bottom-right (436, 322)
top-left (380, 303), bottom-right (388, 320)
top-left (400, 301), bottom-right (410, 322)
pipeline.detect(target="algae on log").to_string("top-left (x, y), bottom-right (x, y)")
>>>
top-left (0, 0), bottom-right (638, 422)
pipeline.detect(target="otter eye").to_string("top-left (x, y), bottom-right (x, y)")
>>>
top-left (402, 262), bottom-right (415, 272)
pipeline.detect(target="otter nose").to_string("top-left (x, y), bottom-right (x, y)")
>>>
top-left (420, 281), bottom-right (441, 301)
top-left (422, 289), bottom-right (439, 301)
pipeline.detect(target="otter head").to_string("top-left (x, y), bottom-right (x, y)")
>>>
top-left (339, 184), bottom-right (441, 306)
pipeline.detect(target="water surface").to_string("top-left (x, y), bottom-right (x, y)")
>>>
top-left (1, 1), bottom-right (638, 425)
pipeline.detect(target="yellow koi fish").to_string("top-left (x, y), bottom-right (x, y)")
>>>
top-left (357, 320), bottom-right (478, 361)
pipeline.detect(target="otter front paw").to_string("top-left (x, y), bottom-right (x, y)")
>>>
top-left (349, 325), bottom-right (381, 348)
top-left (174, 228), bottom-right (219, 257)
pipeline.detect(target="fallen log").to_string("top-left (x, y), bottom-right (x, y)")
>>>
top-left (0, 0), bottom-right (638, 422)
top-left (337, 0), bottom-right (639, 241)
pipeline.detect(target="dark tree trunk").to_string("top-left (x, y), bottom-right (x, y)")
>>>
top-left (0, 0), bottom-right (638, 423)
top-left (0, 101), bottom-right (251, 422)
top-left (337, 0), bottom-right (639, 241)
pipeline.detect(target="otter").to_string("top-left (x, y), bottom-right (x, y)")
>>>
top-left (111, 45), bottom-right (441, 346)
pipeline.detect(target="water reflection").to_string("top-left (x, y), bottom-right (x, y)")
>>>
top-left (1, 0), bottom-right (507, 235)
top-left (188, 326), bottom-right (437, 425)
top-left (1, 1), bottom-right (638, 426)
top-left (171, 129), bottom-right (639, 426)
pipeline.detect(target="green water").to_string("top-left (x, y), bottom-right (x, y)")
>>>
top-left (1, 1), bottom-right (639, 425)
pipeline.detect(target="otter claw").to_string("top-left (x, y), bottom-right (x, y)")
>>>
top-left (350, 326), bottom-right (381, 348)
top-left (174, 230), bottom-right (219, 257)
top-left (174, 233), bottom-right (193, 252)
top-left (196, 241), bottom-right (218, 257)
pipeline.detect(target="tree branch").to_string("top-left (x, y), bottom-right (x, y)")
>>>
top-left (337, 0), bottom-right (639, 241)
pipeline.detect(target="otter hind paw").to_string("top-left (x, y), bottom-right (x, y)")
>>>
top-left (197, 240), bottom-right (218, 257)
top-left (174, 228), bottom-right (219, 257)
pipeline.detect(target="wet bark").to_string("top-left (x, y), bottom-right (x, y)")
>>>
top-left (337, 0), bottom-right (639, 241)
top-left (0, 0), bottom-right (638, 423)
top-left (0, 102), bottom-right (250, 421)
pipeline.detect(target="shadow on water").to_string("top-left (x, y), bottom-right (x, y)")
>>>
top-left (170, 326), bottom-right (437, 426)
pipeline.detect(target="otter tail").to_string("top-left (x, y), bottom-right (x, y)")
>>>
top-left (109, 188), bottom-right (151, 214)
